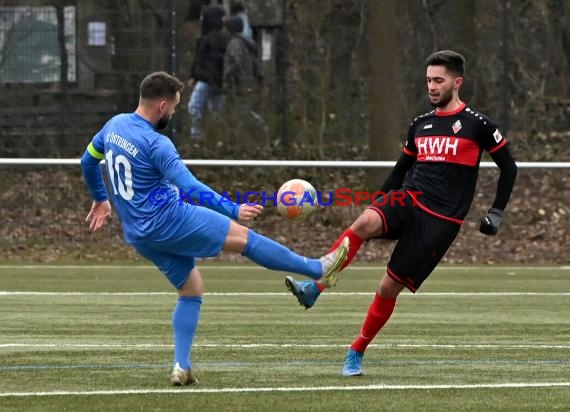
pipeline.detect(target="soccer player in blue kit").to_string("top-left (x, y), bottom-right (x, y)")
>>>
top-left (80, 71), bottom-right (349, 385)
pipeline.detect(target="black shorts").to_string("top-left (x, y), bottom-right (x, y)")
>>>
top-left (368, 190), bottom-right (461, 292)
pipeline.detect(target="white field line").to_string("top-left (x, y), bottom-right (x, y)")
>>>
top-left (0, 291), bottom-right (568, 297)
top-left (1, 343), bottom-right (569, 349)
top-left (0, 265), bottom-right (568, 271)
top-left (1, 382), bottom-right (569, 397)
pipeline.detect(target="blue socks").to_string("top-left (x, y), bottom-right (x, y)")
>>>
top-left (242, 230), bottom-right (322, 279)
top-left (172, 231), bottom-right (324, 369)
top-left (172, 296), bottom-right (202, 370)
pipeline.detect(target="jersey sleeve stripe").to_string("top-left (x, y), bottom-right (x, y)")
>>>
top-left (403, 147), bottom-right (417, 156)
top-left (87, 142), bottom-right (105, 160)
top-left (488, 139), bottom-right (507, 154)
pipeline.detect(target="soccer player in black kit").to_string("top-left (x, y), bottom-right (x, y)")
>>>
top-left (285, 50), bottom-right (518, 376)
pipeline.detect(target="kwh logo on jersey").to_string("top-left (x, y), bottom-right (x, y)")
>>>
top-left (452, 120), bottom-right (462, 134)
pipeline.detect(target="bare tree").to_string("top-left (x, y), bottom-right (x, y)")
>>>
top-left (366, 0), bottom-right (404, 189)
top-left (438, 0), bottom-right (487, 106)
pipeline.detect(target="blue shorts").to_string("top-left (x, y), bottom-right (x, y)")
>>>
top-left (131, 206), bottom-right (231, 289)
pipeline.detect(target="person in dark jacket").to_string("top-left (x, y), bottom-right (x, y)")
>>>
top-left (187, 5), bottom-right (227, 139)
top-left (223, 16), bottom-right (268, 142)
top-left (223, 17), bottom-right (260, 93)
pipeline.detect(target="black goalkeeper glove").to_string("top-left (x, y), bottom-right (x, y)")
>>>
top-left (479, 208), bottom-right (504, 236)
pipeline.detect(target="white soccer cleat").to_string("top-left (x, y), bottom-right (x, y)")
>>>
top-left (170, 362), bottom-right (199, 386)
top-left (319, 237), bottom-right (349, 288)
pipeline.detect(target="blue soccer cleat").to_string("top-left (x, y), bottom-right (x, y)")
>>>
top-left (342, 349), bottom-right (364, 377)
top-left (285, 276), bottom-right (321, 309)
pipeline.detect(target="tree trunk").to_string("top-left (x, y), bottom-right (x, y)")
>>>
top-left (366, 0), bottom-right (403, 189)
top-left (439, 0), bottom-right (486, 106)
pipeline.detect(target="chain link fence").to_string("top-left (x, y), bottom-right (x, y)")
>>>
top-left (0, 1), bottom-right (173, 157)
top-left (0, 0), bottom-right (568, 158)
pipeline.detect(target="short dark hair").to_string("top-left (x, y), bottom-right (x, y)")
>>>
top-left (139, 71), bottom-right (184, 100)
top-left (425, 50), bottom-right (465, 77)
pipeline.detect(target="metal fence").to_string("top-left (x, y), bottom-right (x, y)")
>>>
top-left (1, 1), bottom-right (568, 160)
top-left (0, 1), bottom-right (173, 157)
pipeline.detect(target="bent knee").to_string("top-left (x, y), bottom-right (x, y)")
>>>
top-left (223, 221), bottom-right (250, 253)
top-left (351, 209), bottom-right (384, 238)
top-left (178, 268), bottom-right (204, 297)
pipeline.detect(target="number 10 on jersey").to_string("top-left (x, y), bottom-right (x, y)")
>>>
top-left (105, 150), bottom-right (134, 200)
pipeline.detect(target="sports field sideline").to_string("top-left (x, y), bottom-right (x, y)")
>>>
top-left (0, 264), bottom-right (568, 411)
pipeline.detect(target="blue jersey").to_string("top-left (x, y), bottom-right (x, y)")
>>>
top-left (82, 112), bottom-right (239, 244)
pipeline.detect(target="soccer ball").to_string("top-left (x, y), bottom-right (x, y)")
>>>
top-left (276, 179), bottom-right (318, 221)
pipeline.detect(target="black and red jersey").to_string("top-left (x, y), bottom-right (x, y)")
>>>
top-left (402, 102), bottom-right (507, 223)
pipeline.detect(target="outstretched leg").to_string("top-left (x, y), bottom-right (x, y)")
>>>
top-left (223, 221), bottom-right (348, 283)
top-left (285, 209), bottom-right (385, 308)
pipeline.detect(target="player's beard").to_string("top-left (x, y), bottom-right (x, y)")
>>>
top-left (156, 114), bottom-right (171, 131)
top-left (430, 87), bottom-right (453, 108)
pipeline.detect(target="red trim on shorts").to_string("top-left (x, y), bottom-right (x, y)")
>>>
top-left (403, 147), bottom-right (417, 156)
top-left (488, 139), bottom-right (507, 154)
top-left (435, 102), bottom-right (466, 117)
top-left (367, 206), bottom-right (389, 236)
top-left (405, 191), bottom-right (464, 225)
top-left (387, 267), bottom-right (417, 293)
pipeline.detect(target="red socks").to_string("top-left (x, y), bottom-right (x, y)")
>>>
top-left (328, 228), bottom-right (364, 270)
top-left (315, 228), bottom-right (364, 292)
top-left (350, 293), bottom-right (396, 353)
top-left (314, 228), bottom-right (365, 292)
